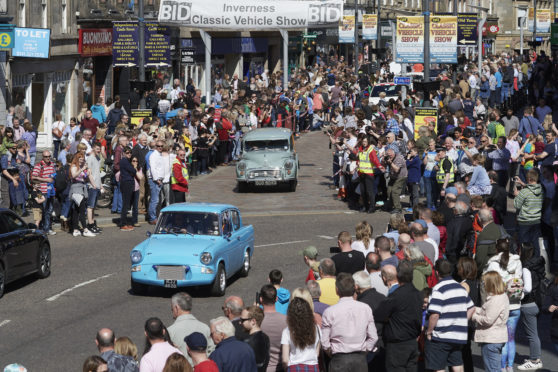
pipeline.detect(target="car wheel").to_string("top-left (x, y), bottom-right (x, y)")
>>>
top-left (237, 182), bottom-right (248, 193)
top-left (239, 250), bottom-right (250, 277)
top-left (130, 278), bottom-right (148, 295)
top-left (36, 244), bottom-right (51, 279)
top-left (289, 180), bottom-right (297, 192)
top-left (0, 264), bottom-right (5, 299)
top-left (210, 264), bottom-right (226, 297)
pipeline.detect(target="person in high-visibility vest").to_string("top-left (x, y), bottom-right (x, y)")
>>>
top-left (171, 148), bottom-right (189, 203)
top-left (357, 137), bottom-right (384, 213)
top-left (435, 148), bottom-right (455, 203)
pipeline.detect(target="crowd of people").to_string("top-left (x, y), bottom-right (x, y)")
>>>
top-left (3, 48), bottom-right (558, 372)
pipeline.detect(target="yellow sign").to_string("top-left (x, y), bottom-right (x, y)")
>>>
top-left (414, 107), bottom-right (438, 139)
top-left (0, 30), bottom-right (14, 49)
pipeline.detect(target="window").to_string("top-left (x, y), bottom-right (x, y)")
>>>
top-left (231, 210), bottom-right (240, 230)
top-left (2, 213), bottom-right (27, 234)
top-left (516, 8), bottom-right (527, 30)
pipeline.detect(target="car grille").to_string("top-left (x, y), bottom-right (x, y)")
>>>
top-left (249, 169), bottom-right (281, 179)
top-left (157, 266), bottom-right (186, 280)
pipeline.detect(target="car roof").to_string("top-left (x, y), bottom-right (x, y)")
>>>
top-left (242, 128), bottom-right (292, 141)
top-left (161, 203), bottom-right (237, 214)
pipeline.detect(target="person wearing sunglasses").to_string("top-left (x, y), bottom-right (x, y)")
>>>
top-left (31, 150), bottom-right (57, 235)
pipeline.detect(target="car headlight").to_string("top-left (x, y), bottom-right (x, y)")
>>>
top-left (284, 161), bottom-right (294, 170)
top-left (237, 162), bottom-right (246, 171)
top-left (131, 250), bottom-right (143, 264)
top-left (200, 252), bottom-right (212, 265)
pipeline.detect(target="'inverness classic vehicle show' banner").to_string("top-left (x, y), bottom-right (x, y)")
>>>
top-left (339, 15), bottom-right (355, 43)
top-left (430, 16), bottom-right (457, 64)
top-left (158, 0), bottom-right (343, 29)
top-left (396, 16), bottom-right (424, 63)
top-left (362, 14), bottom-right (378, 40)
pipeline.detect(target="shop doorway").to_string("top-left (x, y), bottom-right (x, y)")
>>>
top-left (31, 76), bottom-right (45, 131)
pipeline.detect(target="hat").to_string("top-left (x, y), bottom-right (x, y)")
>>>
top-left (300, 245), bottom-right (318, 259)
top-left (412, 219), bottom-right (428, 229)
top-left (185, 332), bottom-right (207, 352)
top-left (445, 187), bottom-right (458, 196)
top-left (4, 364), bottom-right (27, 372)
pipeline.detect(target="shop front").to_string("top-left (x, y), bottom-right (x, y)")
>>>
top-left (78, 28), bottom-right (113, 107)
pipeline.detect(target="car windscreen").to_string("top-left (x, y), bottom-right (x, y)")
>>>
top-left (371, 85), bottom-right (401, 97)
top-left (244, 139), bottom-right (289, 152)
top-left (155, 212), bottom-right (220, 236)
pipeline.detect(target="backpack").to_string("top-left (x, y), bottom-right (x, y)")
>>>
top-left (506, 277), bottom-right (524, 300)
top-left (54, 165), bottom-right (70, 195)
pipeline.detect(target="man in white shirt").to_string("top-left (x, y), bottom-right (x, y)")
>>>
top-left (365, 252), bottom-right (389, 296)
top-left (80, 129), bottom-right (93, 155)
top-left (147, 141), bottom-right (166, 224)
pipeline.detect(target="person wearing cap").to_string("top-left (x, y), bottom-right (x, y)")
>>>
top-left (168, 292), bottom-right (215, 363)
top-left (301, 246), bottom-right (320, 282)
top-left (209, 316), bottom-right (257, 372)
top-left (185, 332), bottom-right (219, 372)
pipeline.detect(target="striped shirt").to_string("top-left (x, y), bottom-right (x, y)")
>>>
top-left (428, 277), bottom-right (473, 344)
top-left (32, 160), bottom-right (55, 194)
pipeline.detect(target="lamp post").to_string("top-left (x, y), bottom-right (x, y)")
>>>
top-left (515, 6), bottom-right (528, 57)
top-left (355, 0), bottom-right (360, 71)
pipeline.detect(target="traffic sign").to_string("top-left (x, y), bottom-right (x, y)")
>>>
top-left (303, 32), bottom-right (317, 39)
top-left (0, 24), bottom-right (14, 50)
top-left (535, 36), bottom-right (543, 42)
top-left (394, 76), bottom-right (411, 85)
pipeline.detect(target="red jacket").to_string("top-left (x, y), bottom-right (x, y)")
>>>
top-left (218, 118), bottom-right (233, 141)
top-left (171, 159), bottom-right (189, 192)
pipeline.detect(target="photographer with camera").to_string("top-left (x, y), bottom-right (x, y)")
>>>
top-left (382, 148), bottom-right (407, 214)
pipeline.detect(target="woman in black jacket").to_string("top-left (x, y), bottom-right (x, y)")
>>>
top-left (119, 148), bottom-right (136, 231)
top-left (517, 243), bottom-right (546, 370)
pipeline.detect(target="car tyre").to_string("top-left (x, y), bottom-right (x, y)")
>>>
top-left (239, 250), bottom-right (250, 277)
top-left (130, 278), bottom-right (148, 295)
top-left (237, 182), bottom-right (248, 193)
top-left (36, 244), bottom-right (51, 279)
top-left (289, 180), bottom-right (297, 192)
top-left (210, 264), bottom-right (226, 297)
top-left (0, 264), bottom-right (5, 299)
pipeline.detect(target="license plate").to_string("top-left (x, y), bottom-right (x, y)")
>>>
top-left (164, 280), bottom-right (177, 288)
top-left (255, 181), bottom-right (277, 186)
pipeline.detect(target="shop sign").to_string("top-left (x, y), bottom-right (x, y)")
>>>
top-left (529, 8), bottom-right (552, 33)
top-left (339, 15), bottom-right (355, 43)
top-left (458, 13), bottom-right (477, 45)
top-left (12, 28), bottom-right (50, 59)
top-left (131, 109), bottom-right (153, 127)
top-left (430, 16), bottom-right (457, 64)
top-left (113, 22), bottom-right (171, 67)
top-left (158, 0), bottom-right (343, 30)
top-left (112, 22), bottom-right (139, 66)
top-left (395, 16), bottom-right (424, 63)
top-left (181, 48), bottom-right (195, 63)
top-left (362, 14), bottom-right (378, 41)
top-left (0, 24), bottom-right (14, 50)
top-left (144, 23), bottom-right (171, 67)
top-left (79, 28), bottom-right (112, 56)
top-left (414, 107), bottom-right (438, 139)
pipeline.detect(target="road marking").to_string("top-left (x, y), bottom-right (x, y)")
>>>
top-left (45, 273), bottom-right (115, 302)
top-left (255, 240), bottom-right (309, 248)
top-left (317, 235), bottom-right (334, 240)
top-left (0, 320), bottom-right (11, 327)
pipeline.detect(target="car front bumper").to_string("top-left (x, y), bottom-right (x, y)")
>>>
top-left (131, 263), bottom-right (216, 287)
top-left (237, 168), bottom-right (296, 183)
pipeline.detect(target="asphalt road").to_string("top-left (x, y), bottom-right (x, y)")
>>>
top-left (1, 131), bottom-right (557, 371)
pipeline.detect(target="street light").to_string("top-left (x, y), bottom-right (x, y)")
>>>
top-left (468, 4), bottom-right (489, 71)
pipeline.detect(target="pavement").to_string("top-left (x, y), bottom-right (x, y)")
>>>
top-left (1, 131), bottom-right (557, 371)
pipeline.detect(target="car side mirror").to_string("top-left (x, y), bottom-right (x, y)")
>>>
top-left (28, 222), bottom-right (37, 230)
top-left (146, 231), bottom-right (152, 237)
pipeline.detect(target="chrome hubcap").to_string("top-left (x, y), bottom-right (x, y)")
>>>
top-left (219, 270), bottom-right (226, 290)
top-left (243, 253), bottom-right (250, 271)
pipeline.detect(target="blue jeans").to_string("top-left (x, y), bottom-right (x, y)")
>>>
top-left (502, 309), bottom-right (521, 368)
top-left (111, 180), bottom-right (122, 213)
top-left (501, 83), bottom-right (512, 102)
top-left (148, 178), bottom-right (162, 222)
top-left (42, 196), bottom-right (55, 232)
top-left (481, 343), bottom-right (504, 372)
top-left (423, 175), bottom-right (437, 209)
top-left (518, 223), bottom-right (542, 257)
top-left (60, 194), bottom-right (71, 218)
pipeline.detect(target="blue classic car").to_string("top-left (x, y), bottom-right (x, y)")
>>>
top-left (130, 203), bottom-right (254, 296)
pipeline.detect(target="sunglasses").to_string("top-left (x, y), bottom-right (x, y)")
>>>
top-left (156, 145), bottom-right (163, 148)
top-left (131, 160), bottom-right (138, 162)
top-left (43, 155), bottom-right (51, 158)
top-left (239, 318), bottom-right (252, 323)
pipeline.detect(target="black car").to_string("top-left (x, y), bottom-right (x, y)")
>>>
top-left (0, 208), bottom-right (51, 298)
